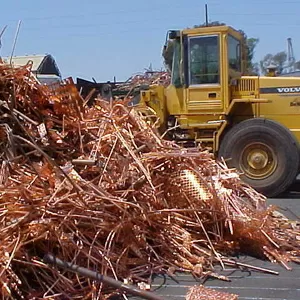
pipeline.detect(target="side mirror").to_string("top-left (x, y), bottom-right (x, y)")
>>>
top-left (169, 30), bottom-right (180, 40)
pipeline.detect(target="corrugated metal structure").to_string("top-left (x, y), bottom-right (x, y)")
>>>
top-left (2, 54), bottom-right (61, 84)
top-left (281, 71), bottom-right (300, 77)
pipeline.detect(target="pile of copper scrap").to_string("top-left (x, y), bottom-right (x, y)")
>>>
top-left (115, 70), bottom-right (170, 92)
top-left (0, 61), bottom-right (299, 299)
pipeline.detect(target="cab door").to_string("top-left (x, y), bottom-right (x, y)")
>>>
top-left (185, 35), bottom-right (224, 113)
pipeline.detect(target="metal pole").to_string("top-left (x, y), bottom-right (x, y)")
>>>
top-left (10, 21), bottom-right (21, 65)
top-left (205, 4), bottom-right (209, 26)
top-left (0, 25), bottom-right (7, 51)
top-left (44, 254), bottom-right (164, 300)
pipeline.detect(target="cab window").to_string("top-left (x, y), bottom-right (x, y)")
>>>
top-left (171, 40), bottom-right (182, 87)
top-left (228, 35), bottom-right (241, 72)
top-left (188, 35), bottom-right (219, 85)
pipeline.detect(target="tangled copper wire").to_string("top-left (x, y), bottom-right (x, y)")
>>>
top-left (0, 61), bottom-right (299, 299)
top-left (186, 285), bottom-right (238, 300)
top-left (114, 70), bottom-right (171, 92)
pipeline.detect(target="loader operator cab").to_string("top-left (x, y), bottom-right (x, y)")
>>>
top-left (167, 25), bottom-right (244, 93)
top-left (158, 25), bottom-right (247, 149)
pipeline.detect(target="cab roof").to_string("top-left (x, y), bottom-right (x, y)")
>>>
top-left (181, 25), bottom-right (243, 39)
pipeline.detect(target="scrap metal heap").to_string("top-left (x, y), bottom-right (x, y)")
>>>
top-left (0, 60), bottom-right (299, 299)
top-left (114, 70), bottom-right (171, 92)
top-left (76, 70), bottom-right (171, 103)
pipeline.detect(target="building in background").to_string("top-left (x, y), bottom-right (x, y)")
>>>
top-left (281, 71), bottom-right (300, 77)
top-left (2, 54), bottom-right (61, 84)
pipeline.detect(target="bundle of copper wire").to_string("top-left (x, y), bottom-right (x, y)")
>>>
top-left (186, 285), bottom-right (238, 300)
top-left (0, 61), bottom-right (298, 299)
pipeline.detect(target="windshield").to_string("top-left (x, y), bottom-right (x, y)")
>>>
top-left (189, 35), bottom-right (219, 85)
top-left (171, 40), bottom-right (181, 87)
top-left (228, 35), bottom-right (241, 72)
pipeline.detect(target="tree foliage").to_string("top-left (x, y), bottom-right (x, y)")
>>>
top-left (194, 21), bottom-right (226, 28)
top-left (244, 37), bottom-right (260, 74)
top-left (259, 51), bottom-right (300, 75)
top-left (260, 52), bottom-right (287, 74)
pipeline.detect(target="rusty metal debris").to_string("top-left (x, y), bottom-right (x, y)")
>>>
top-left (0, 60), bottom-right (299, 299)
top-left (77, 70), bottom-right (171, 102)
top-left (116, 70), bottom-right (171, 91)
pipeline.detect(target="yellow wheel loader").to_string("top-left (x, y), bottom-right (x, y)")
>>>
top-left (138, 25), bottom-right (300, 197)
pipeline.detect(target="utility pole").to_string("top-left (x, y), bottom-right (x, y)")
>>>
top-left (287, 37), bottom-right (295, 73)
top-left (205, 4), bottom-right (209, 26)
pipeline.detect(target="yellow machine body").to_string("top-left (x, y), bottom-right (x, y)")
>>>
top-left (138, 25), bottom-right (300, 197)
top-left (140, 25), bottom-right (300, 147)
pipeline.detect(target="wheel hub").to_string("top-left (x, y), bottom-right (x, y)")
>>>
top-left (248, 151), bottom-right (268, 170)
top-left (239, 143), bottom-right (277, 179)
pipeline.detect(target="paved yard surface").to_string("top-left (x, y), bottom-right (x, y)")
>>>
top-left (130, 196), bottom-right (300, 300)
top-left (149, 257), bottom-right (300, 300)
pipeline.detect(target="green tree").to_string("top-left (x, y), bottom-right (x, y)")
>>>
top-left (243, 36), bottom-right (260, 74)
top-left (194, 21), bottom-right (226, 28)
top-left (260, 51), bottom-right (287, 74)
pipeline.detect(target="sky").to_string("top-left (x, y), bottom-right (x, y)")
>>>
top-left (0, 0), bottom-right (299, 82)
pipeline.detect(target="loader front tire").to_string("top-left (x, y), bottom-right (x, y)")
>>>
top-left (218, 118), bottom-right (300, 197)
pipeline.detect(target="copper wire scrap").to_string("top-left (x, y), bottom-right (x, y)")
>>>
top-left (0, 61), bottom-right (298, 299)
top-left (111, 70), bottom-right (171, 93)
top-left (186, 285), bottom-right (238, 300)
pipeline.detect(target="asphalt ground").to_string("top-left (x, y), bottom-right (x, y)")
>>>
top-left (129, 182), bottom-right (300, 300)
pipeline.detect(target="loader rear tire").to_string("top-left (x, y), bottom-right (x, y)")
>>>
top-left (218, 118), bottom-right (300, 197)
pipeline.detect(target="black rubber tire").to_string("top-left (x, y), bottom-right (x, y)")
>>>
top-left (218, 118), bottom-right (300, 197)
